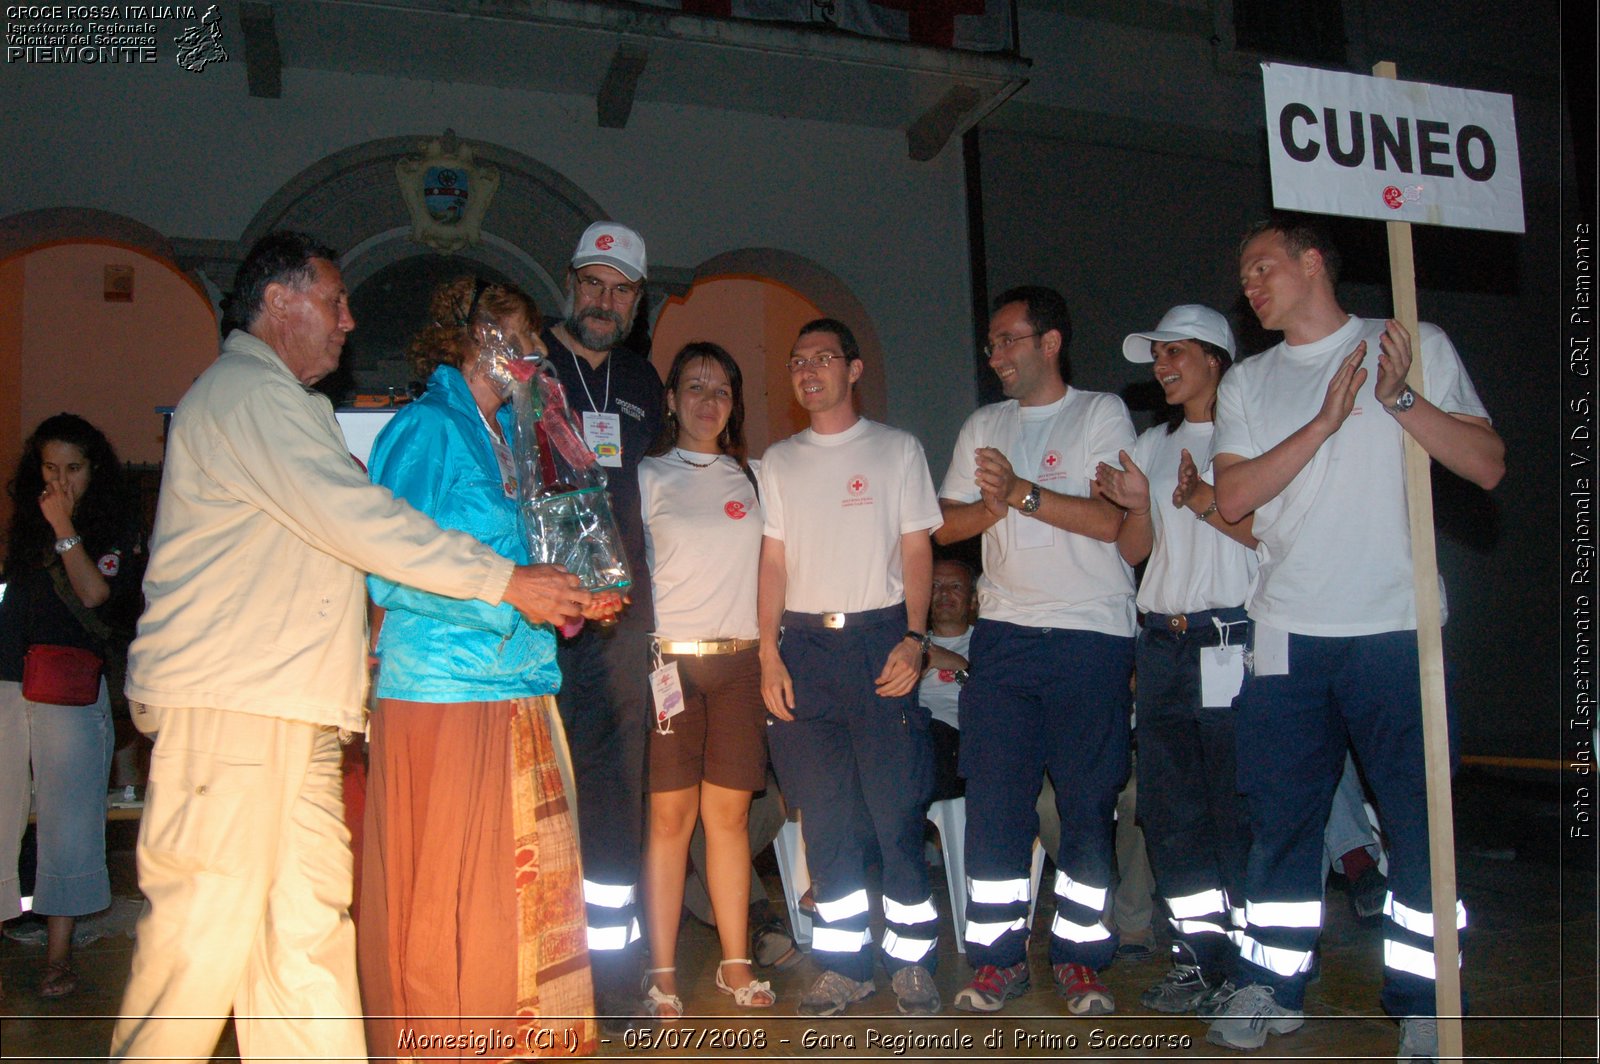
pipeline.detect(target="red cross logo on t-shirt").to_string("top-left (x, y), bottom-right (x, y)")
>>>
top-left (848, 476), bottom-right (868, 496)
top-left (1042, 451), bottom-right (1061, 470)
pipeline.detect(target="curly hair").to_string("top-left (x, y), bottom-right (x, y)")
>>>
top-left (408, 276), bottom-right (542, 382)
top-left (4, 413), bottom-right (131, 577)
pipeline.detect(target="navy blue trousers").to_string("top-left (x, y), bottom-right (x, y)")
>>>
top-left (766, 614), bottom-right (936, 982)
top-left (1136, 611), bottom-right (1251, 980)
top-left (958, 621), bottom-right (1133, 970)
top-left (556, 624), bottom-right (650, 984)
top-left (1234, 629), bottom-right (1464, 1016)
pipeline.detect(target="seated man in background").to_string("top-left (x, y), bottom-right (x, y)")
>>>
top-left (920, 558), bottom-right (977, 801)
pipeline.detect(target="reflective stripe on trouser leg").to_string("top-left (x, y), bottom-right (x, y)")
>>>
top-left (1382, 892), bottom-right (1467, 1005)
top-left (1237, 898), bottom-right (1322, 982)
top-left (1163, 887), bottom-right (1236, 975)
top-left (809, 888), bottom-right (872, 967)
top-left (882, 894), bottom-right (939, 968)
top-left (1050, 869), bottom-right (1113, 949)
top-left (965, 876), bottom-right (1031, 949)
top-left (583, 879), bottom-right (642, 953)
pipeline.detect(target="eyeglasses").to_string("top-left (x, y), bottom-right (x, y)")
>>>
top-left (983, 332), bottom-right (1039, 359)
top-left (787, 353), bottom-right (843, 373)
top-left (575, 275), bottom-right (641, 303)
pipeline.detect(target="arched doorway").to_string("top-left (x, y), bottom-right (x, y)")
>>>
top-left (0, 210), bottom-right (219, 537)
top-left (652, 249), bottom-right (887, 456)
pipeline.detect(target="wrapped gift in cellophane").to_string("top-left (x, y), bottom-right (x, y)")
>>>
top-left (479, 323), bottom-right (632, 593)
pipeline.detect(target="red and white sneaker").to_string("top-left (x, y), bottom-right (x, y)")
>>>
top-left (1053, 962), bottom-right (1114, 1015)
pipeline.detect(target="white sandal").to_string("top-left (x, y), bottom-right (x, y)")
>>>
top-left (715, 958), bottom-right (775, 1008)
top-left (642, 966), bottom-right (684, 1019)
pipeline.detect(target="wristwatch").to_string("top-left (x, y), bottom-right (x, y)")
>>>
top-left (904, 629), bottom-right (932, 651)
top-left (1018, 482), bottom-right (1042, 514)
top-left (53, 535), bottom-right (82, 554)
top-left (1386, 386), bottom-right (1416, 413)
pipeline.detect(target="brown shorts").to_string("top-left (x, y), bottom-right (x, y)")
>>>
top-left (647, 646), bottom-right (768, 793)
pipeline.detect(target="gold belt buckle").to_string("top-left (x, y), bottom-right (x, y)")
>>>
top-left (823, 612), bottom-right (846, 629)
top-left (1167, 614), bottom-right (1189, 633)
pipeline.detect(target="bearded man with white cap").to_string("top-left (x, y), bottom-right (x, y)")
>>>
top-left (543, 221), bottom-right (665, 1026)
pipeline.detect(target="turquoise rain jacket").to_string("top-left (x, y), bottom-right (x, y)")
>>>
top-left (367, 365), bottom-right (560, 701)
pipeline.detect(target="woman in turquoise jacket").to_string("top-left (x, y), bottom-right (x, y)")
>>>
top-left (357, 278), bottom-right (596, 1057)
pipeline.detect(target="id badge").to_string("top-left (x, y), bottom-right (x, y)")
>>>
top-left (1251, 622), bottom-right (1290, 677)
top-left (1201, 644), bottom-right (1246, 707)
top-left (582, 411), bottom-right (623, 468)
top-left (649, 660), bottom-right (685, 733)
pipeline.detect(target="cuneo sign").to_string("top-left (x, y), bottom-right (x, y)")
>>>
top-left (1262, 63), bottom-right (1524, 234)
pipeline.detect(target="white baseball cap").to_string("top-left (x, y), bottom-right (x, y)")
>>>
top-left (571, 221), bottom-right (647, 282)
top-left (1122, 304), bottom-right (1236, 363)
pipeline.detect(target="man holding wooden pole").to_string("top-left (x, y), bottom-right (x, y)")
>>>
top-left (1203, 213), bottom-right (1504, 1059)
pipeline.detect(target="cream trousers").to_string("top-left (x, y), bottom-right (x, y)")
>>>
top-left (111, 706), bottom-right (365, 1063)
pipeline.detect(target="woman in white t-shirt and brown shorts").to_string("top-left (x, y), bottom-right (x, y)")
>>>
top-left (638, 342), bottom-right (773, 1017)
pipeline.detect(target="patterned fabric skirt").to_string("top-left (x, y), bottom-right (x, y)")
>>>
top-left (359, 695), bottom-right (596, 1060)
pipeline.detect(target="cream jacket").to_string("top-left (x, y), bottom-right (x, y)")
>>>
top-left (127, 330), bottom-right (513, 731)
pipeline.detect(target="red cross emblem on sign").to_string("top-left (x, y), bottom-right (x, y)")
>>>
top-left (1043, 451), bottom-right (1061, 469)
top-left (848, 476), bottom-right (868, 495)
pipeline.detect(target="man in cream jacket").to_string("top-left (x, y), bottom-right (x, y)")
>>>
top-left (112, 231), bottom-right (603, 1063)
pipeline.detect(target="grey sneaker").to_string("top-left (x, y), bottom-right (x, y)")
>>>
top-left (1204, 983), bottom-right (1305, 1050)
top-left (797, 969), bottom-right (874, 1017)
top-left (1140, 959), bottom-right (1219, 1013)
top-left (890, 964), bottom-right (942, 1015)
top-left (952, 961), bottom-right (1031, 1013)
top-left (1195, 979), bottom-right (1238, 1019)
top-left (1397, 1016), bottom-right (1438, 1062)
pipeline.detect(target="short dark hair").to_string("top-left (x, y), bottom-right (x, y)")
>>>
top-left (229, 230), bottom-right (339, 329)
top-left (1241, 212), bottom-right (1342, 286)
top-left (796, 317), bottom-right (861, 362)
top-left (993, 285), bottom-right (1072, 383)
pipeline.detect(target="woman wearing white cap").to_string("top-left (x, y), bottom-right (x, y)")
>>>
top-left (1092, 304), bottom-right (1259, 1017)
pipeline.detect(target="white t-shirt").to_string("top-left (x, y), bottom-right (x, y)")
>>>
top-left (1131, 420), bottom-right (1258, 616)
top-left (759, 418), bottom-right (943, 614)
top-left (640, 451), bottom-right (762, 640)
top-left (1211, 316), bottom-right (1489, 636)
top-left (919, 627), bottom-right (973, 730)
top-left (940, 389), bottom-right (1137, 636)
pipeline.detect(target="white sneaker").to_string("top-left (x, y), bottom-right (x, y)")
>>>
top-left (1397, 1016), bottom-right (1438, 1062)
top-left (1204, 983), bottom-right (1305, 1050)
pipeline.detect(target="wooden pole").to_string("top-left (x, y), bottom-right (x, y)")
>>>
top-left (1374, 57), bottom-right (1465, 1063)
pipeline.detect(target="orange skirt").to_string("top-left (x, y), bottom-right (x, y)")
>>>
top-left (359, 696), bottom-right (596, 1060)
